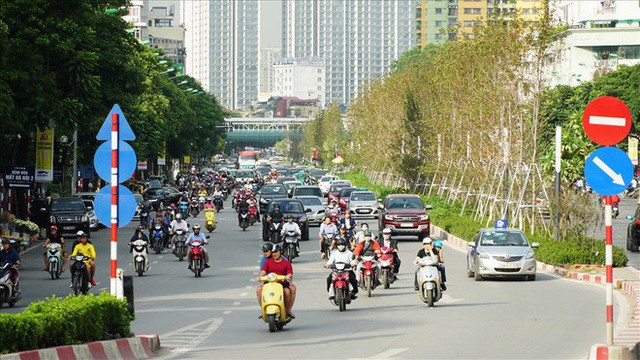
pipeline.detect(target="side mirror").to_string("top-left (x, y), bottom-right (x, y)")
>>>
top-left (187, 223), bottom-right (190, 228)
top-left (305, 208), bottom-right (312, 213)
top-left (626, 215), bottom-right (634, 220)
top-left (206, 235), bottom-right (211, 239)
top-left (425, 205), bottom-right (433, 210)
top-left (531, 242), bottom-right (540, 249)
top-left (468, 241), bottom-right (475, 247)
top-left (377, 198), bottom-right (382, 203)
top-left (377, 204), bottom-right (384, 209)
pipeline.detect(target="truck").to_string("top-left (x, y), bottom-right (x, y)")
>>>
top-left (238, 150), bottom-right (259, 169)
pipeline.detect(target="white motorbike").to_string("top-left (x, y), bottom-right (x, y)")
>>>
top-left (416, 256), bottom-right (442, 307)
top-left (0, 262), bottom-right (20, 308)
top-left (131, 239), bottom-right (149, 277)
top-left (283, 230), bottom-right (300, 263)
top-left (46, 243), bottom-right (63, 280)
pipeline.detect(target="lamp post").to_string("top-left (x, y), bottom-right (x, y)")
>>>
top-left (71, 128), bottom-right (78, 194)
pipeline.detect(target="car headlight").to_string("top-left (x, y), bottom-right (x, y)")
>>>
top-left (478, 252), bottom-right (490, 259)
top-left (50, 215), bottom-right (57, 223)
top-left (525, 251), bottom-right (535, 259)
top-left (82, 214), bottom-right (88, 222)
top-left (384, 215), bottom-right (393, 220)
top-left (420, 215), bottom-right (429, 221)
top-left (299, 216), bottom-right (307, 222)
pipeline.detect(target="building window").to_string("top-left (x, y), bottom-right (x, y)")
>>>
top-left (463, 21), bottom-right (473, 27)
top-left (435, 8), bottom-right (443, 14)
top-left (435, 20), bottom-right (443, 27)
top-left (463, 8), bottom-right (482, 14)
top-left (435, 33), bottom-right (443, 40)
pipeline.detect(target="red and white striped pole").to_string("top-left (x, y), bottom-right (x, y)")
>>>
top-left (26, 190), bottom-right (31, 221)
top-left (604, 195), bottom-right (614, 346)
top-left (110, 112), bottom-right (119, 296)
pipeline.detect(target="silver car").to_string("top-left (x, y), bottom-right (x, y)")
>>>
top-left (467, 228), bottom-right (539, 281)
top-left (348, 191), bottom-right (379, 219)
top-left (73, 193), bottom-right (100, 231)
top-left (297, 196), bottom-right (326, 226)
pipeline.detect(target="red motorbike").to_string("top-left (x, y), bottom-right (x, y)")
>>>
top-left (248, 204), bottom-right (258, 225)
top-left (379, 246), bottom-right (396, 289)
top-left (329, 262), bottom-right (352, 312)
top-left (189, 241), bottom-right (207, 278)
top-left (358, 255), bottom-right (378, 298)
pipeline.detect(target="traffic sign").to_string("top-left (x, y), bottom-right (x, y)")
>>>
top-left (584, 147), bottom-right (633, 196)
top-left (3, 166), bottom-right (34, 189)
top-left (97, 104), bottom-right (136, 141)
top-left (93, 185), bottom-right (137, 227)
top-left (93, 140), bottom-right (137, 181)
top-left (494, 219), bottom-right (508, 229)
top-left (582, 96), bottom-right (632, 146)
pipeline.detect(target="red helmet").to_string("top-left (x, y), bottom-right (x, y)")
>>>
top-left (50, 225), bottom-right (58, 231)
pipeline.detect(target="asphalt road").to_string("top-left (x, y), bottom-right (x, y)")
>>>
top-left (5, 198), bottom-right (629, 359)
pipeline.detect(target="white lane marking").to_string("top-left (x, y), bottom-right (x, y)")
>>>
top-left (158, 256), bottom-right (164, 259)
top-left (159, 317), bottom-right (223, 358)
top-left (223, 310), bottom-right (232, 315)
top-left (240, 292), bottom-right (248, 296)
top-left (371, 348), bottom-right (409, 359)
top-left (250, 278), bottom-right (256, 282)
top-left (233, 301), bottom-right (240, 306)
top-left (589, 115), bottom-right (626, 127)
top-left (439, 293), bottom-right (464, 304)
top-left (246, 285), bottom-right (252, 289)
top-left (152, 261), bottom-right (158, 264)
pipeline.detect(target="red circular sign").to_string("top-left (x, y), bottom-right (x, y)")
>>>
top-left (582, 96), bottom-right (632, 146)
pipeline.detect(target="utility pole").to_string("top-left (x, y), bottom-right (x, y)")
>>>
top-left (71, 128), bottom-right (78, 195)
top-left (554, 126), bottom-right (561, 241)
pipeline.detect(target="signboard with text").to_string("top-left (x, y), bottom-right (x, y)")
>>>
top-left (3, 166), bottom-right (35, 189)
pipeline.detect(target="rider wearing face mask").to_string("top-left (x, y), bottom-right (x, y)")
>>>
top-left (324, 237), bottom-right (358, 300)
top-left (377, 227), bottom-right (400, 280)
top-left (281, 215), bottom-right (301, 254)
top-left (354, 223), bottom-right (370, 243)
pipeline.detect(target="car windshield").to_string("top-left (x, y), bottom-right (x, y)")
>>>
top-left (339, 188), bottom-right (355, 197)
top-left (51, 199), bottom-right (85, 212)
top-left (299, 197), bottom-right (322, 206)
top-left (237, 170), bottom-right (253, 178)
top-left (262, 186), bottom-right (287, 195)
top-left (330, 184), bottom-right (348, 192)
top-left (480, 231), bottom-right (528, 246)
top-left (386, 197), bottom-right (424, 209)
top-left (295, 187), bottom-right (321, 196)
top-left (272, 201), bottom-right (304, 213)
top-left (320, 176), bottom-right (333, 182)
top-left (144, 188), bottom-right (163, 196)
top-left (352, 192), bottom-right (376, 201)
top-left (134, 194), bottom-right (143, 203)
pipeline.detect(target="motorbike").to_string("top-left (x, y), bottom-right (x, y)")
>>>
top-left (213, 195), bottom-right (224, 212)
top-left (613, 202), bottom-right (620, 219)
top-left (139, 208), bottom-right (149, 228)
top-left (0, 263), bottom-right (20, 308)
top-left (189, 241), bottom-right (207, 278)
top-left (239, 207), bottom-right (250, 231)
top-left (259, 273), bottom-right (290, 332)
top-left (190, 199), bottom-right (200, 218)
top-left (205, 209), bottom-right (217, 232)
top-left (174, 229), bottom-right (188, 261)
top-left (221, 186), bottom-right (229, 200)
top-left (248, 205), bottom-right (258, 225)
top-left (151, 224), bottom-right (164, 254)
top-left (46, 243), bottom-right (63, 280)
top-left (416, 256), bottom-right (443, 307)
top-left (283, 230), bottom-right (299, 263)
top-left (270, 221), bottom-right (283, 243)
top-left (323, 233), bottom-right (335, 260)
top-left (132, 239), bottom-right (149, 277)
top-left (326, 208), bottom-right (340, 225)
top-left (358, 255), bottom-right (378, 298)
top-left (70, 255), bottom-right (90, 295)
top-left (329, 262), bottom-right (352, 311)
top-left (379, 246), bottom-right (396, 289)
top-left (180, 201), bottom-right (190, 219)
top-left (198, 195), bottom-right (206, 211)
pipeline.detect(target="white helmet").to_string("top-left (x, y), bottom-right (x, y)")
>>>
top-left (422, 237), bottom-right (432, 244)
top-left (176, 213), bottom-right (182, 220)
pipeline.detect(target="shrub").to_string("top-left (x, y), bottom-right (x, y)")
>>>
top-left (0, 292), bottom-right (134, 354)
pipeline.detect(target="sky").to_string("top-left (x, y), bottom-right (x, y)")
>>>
top-left (260, 0), bottom-right (282, 49)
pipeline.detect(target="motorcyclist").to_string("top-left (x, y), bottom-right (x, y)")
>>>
top-left (353, 223), bottom-right (370, 243)
top-left (326, 200), bottom-right (340, 221)
top-left (246, 196), bottom-right (260, 223)
top-left (169, 213), bottom-right (189, 249)
top-left (413, 237), bottom-right (436, 291)
top-left (237, 198), bottom-right (251, 226)
top-left (268, 203), bottom-right (284, 224)
top-left (257, 244), bottom-right (296, 320)
top-left (377, 227), bottom-right (401, 280)
top-left (339, 210), bottom-right (357, 234)
top-left (319, 216), bottom-right (339, 259)
top-left (212, 187), bottom-right (224, 208)
top-left (353, 229), bottom-right (381, 284)
top-left (130, 225), bottom-right (149, 253)
top-left (140, 195), bottom-right (151, 215)
top-left (70, 231), bottom-right (97, 286)
top-left (42, 225), bottom-right (66, 271)
top-left (282, 215), bottom-right (301, 254)
top-left (204, 197), bottom-right (215, 211)
top-left (1, 238), bottom-right (21, 293)
top-left (324, 237), bottom-right (358, 300)
top-left (186, 224), bottom-right (210, 269)
top-left (432, 240), bottom-right (447, 291)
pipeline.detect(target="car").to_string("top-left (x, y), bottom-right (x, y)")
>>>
top-left (466, 228), bottom-right (539, 281)
top-left (262, 198), bottom-right (310, 241)
top-left (348, 190), bottom-right (379, 218)
top-left (142, 187), bottom-right (165, 208)
top-left (158, 187), bottom-right (183, 207)
top-left (292, 185), bottom-right (323, 199)
top-left (236, 169), bottom-right (255, 184)
top-left (255, 167), bottom-right (272, 177)
top-left (327, 182), bottom-right (352, 204)
top-left (292, 171), bottom-right (307, 183)
top-left (318, 175), bottom-right (339, 195)
top-left (49, 197), bottom-right (91, 236)
top-left (283, 180), bottom-right (303, 197)
top-left (258, 184), bottom-right (289, 213)
top-left (310, 169), bottom-right (330, 180)
top-left (72, 193), bottom-right (101, 231)
top-left (625, 207), bottom-right (640, 252)
top-left (337, 187), bottom-right (357, 211)
top-left (276, 176), bottom-right (296, 185)
top-left (297, 196), bottom-right (326, 226)
top-left (378, 194), bottom-right (431, 240)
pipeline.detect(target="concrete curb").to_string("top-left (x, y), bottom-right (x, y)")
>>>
top-left (0, 335), bottom-right (160, 360)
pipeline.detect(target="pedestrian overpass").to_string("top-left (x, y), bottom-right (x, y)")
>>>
top-left (223, 118), bottom-right (309, 147)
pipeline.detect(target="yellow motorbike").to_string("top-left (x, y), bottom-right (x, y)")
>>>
top-left (259, 273), bottom-right (290, 332)
top-left (204, 209), bottom-right (217, 232)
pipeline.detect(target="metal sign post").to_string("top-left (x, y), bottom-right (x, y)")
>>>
top-left (603, 195), bottom-right (613, 346)
top-left (110, 112), bottom-right (119, 296)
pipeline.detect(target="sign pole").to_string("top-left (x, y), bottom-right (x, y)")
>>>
top-left (554, 126), bottom-right (561, 241)
top-left (110, 112), bottom-right (119, 296)
top-left (604, 195), bottom-right (614, 346)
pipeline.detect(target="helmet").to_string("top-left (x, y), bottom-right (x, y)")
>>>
top-left (262, 242), bottom-right (274, 252)
top-left (76, 230), bottom-right (88, 238)
top-left (175, 213), bottom-right (182, 220)
top-left (335, 237), bottom-right (347, 246)
top-left (50, 225), bottom-right (58, 231)
top-left (382, 228), bottom-right (392, 234)
top-left (193, 224), bottom-right (201, 230)
top-left (1, 238), bottom-right (9, 245)
top-left (434, 240), bottom-right (443, 248)
top-left (271, 244), bottom-right (282, 253)
top-left (170, 203), bottom-right (176, 209)
top-left (422, 237), bottom-right (432, 244)
top-left (138, 224), bottom-right (146, 230)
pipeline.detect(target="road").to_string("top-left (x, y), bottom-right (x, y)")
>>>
top-left (5, 198), bottom-right (629, 359)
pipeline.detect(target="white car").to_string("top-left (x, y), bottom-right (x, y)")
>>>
top-left (318, 175), bottom-right (339, 195)
top-left (297, 196), bottom-right (326, 226)
top-left (348, 190), bottom-right (379, 219)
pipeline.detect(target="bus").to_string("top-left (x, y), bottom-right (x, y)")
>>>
top-left (238, 150), bottom-right (259, 169)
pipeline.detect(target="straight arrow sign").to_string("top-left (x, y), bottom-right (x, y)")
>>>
top-left (593, 156), bottom-right (625, 185)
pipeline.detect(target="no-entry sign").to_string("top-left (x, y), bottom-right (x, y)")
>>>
top-left (582, 96), bottom-right (632, 146)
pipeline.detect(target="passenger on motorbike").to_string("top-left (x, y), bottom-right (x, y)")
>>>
top-left (353, 230), bottom-right (381, 283)
top-left (169, 213), bottom-right (189, 249)
top-left (324, 238), bottom-right (358, 300)
top-left (1, 238), bottom-right (21, 291)
top-left (432, 240), bottom-right (447, 291)
top-left (353, 223), bottom-right (370, 243)
top-left (70, 231), bottom-right (97, 286)
top-left (339, 210), bottom-right (357, 232)
top-left (186, 224), bottom-right (210, 269)
top-left (326, 200), bottom-right (340, 220)
top-left (413, 237), bottom-right (436, 291)
top-left (130, 225), bottom-right (149, 253)
top-left (42, 225), bottom-right (66, 271)
top-left (319, 216), bottom-right (339, 259)
top-left (282, 215), bottom-right (301, 253)
top-left (377, 228), bottom-right (400, 279)
top-left (257, 244), bottom-right (296, 320)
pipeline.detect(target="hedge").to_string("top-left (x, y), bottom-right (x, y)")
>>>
top-left (342, 171), bottom-right (628, 267)
top-left (0, 292), bottom-right (134, 354)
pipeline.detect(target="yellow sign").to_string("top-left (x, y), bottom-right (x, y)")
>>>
top-left (184, 156), bottom-right (191, 164)
top-left (629, 137), bottom-right (638, 165)
top-left (35, 128), bottom-right (54, 182)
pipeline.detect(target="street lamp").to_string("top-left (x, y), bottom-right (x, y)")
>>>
top-left (159, 68), bottom-right (175, 75)
top-left (176, 80), bottom-right (188, 86)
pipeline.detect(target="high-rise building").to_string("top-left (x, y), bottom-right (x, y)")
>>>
top-left (182, 0), bottom-right (259, 110)
top-left (123, 0), bottom-right (148, 41)
top-left (273, 58), bottom-right (326, 105)
top-left (259, 48), bottom-right (280, 97)
top-left (146, 1), bottom-right (185, 67)
top-left (282, 0), bottom-right (416, 106)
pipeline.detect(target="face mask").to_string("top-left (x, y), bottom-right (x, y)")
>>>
top-left (383, 234), bottom-right (391, 240)
top-left (362, 226), bottom-right (368, 231)
top-left (337, 245), bottom-right (346, 251)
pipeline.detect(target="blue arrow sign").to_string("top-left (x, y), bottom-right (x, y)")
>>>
top-left (97, 104), bottom-right (136, 141)
top-left (584, 147), bottom-right (633, 196)
top-left (494, 219), bottom-right (508, 229)
top-left (94, 185), bottom-right (137, 227)
top-left (93, 140), bottom-right (137, 182)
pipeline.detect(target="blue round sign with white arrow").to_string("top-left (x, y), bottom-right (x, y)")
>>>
top-left (584, 146), bottom-right (633, 196)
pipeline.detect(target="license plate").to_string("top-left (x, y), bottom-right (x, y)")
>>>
top-left (400, 223), bottom-right (414, 228)
top-left (63, 226), bottom-right (75, 230)
top-left (497, 263), bottom-right (520, 269)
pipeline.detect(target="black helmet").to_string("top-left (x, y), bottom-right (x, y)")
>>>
top-left (335, 237), bottom-right (347, 246)
top-left (271, 243), bottom-right (282, 253)
top-left (262, 242), bottom-right (274, 252)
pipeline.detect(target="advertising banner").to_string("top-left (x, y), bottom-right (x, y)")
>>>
top-left (628, 137), bottom-right (638, 165)
top-left (35, 128), bottom-right (54, 182)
